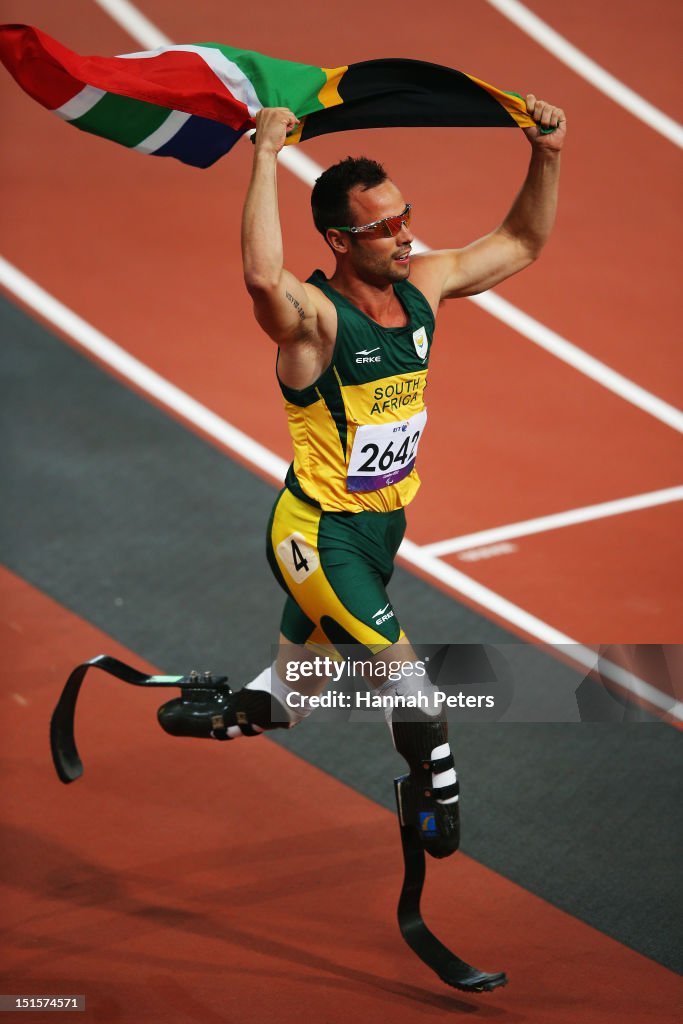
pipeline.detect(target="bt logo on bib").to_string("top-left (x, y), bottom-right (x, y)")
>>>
top-left (412, 326), bottom-right (428, 361)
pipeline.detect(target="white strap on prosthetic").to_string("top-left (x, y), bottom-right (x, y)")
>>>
top-left (429, 742), bottom-right (459, 806)
top-left (379, 669), bottom-right (458, 806)
top-left (244, 662), bottom-right (313, 729)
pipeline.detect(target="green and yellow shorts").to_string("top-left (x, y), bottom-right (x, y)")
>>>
top-left (266, 487), bottom-right (406, 653)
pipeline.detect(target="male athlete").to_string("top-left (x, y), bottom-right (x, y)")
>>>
top-left (159, 95), bottom-right (565, 858)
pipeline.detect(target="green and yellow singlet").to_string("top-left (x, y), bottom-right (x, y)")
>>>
top-left (279, 270), bottom-right (435, 513)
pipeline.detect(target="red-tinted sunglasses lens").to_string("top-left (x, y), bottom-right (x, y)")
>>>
top-left (382, 207), bottom-right (412, 237)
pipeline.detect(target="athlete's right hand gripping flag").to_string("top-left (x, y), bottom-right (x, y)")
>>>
top-left (0, 24), bottom-right (535, 168)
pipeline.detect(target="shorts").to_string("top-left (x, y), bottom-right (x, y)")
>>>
top-left (266, 487), bottom-right (406, 653)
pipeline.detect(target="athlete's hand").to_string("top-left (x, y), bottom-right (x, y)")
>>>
top-left (523, 94), bottom-right (566, 151)
top-left (253, 107), bottom-right (300, 155)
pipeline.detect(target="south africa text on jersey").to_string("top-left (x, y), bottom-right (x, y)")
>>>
top-left (369, 376), bottom-right (424, 415)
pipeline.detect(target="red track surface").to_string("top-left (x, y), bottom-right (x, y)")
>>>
top-left (2, 566), bottom-right (682, 1023)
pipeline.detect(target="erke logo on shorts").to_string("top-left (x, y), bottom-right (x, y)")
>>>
top-left (356, 346), bottom-right (382, 364)
top-left (372, 602), bottom-right (395, 626)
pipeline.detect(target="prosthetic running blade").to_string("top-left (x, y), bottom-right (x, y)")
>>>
top-left (394, 777), bottom-right (508, 993)
top-left (49, 654), bottom-right (222, 783)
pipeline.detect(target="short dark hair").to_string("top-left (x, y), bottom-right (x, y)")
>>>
top-left (311, 156), bottom-right (388, 235)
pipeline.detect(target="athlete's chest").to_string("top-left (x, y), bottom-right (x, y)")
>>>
top-left (330, 314), bottom-right (432, 431)
top-left (332, 317), bottom-right (432, 383)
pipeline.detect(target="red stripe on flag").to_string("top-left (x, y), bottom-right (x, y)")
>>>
top-left (0, 24), bottom-right (254, 130)
top-left (0, 24), bottom-right (84, 109)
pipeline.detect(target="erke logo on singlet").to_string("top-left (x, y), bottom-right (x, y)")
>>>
top-left (356, 347), bottom-right (381, 364)
top-left (413, 326), bottom-right (428, 360)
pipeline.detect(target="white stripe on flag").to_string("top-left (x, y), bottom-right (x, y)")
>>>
top-left (117, 44), bottom-right (262, 117)
top-left (54, 85), bottom-right (106, 120)
top-left (134, 109), bottom-right (192, 153)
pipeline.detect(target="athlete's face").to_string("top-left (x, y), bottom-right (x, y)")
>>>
top-left (341, 180), bottom-right (414, 284)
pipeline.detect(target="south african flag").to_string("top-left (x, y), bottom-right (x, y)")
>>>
top-left (0, 24), bottom-right (535, 169)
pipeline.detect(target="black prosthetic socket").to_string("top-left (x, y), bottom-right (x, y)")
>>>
top-left (393, 712), bottom-right (460, 859)
top-left (157, 673), bottom-right (290, 741)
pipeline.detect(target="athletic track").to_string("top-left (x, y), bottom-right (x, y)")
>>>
top-left (1, 1), bottom-right (681, 1021)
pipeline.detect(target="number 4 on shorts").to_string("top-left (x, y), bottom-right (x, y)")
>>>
top-left (291, 539), bottom-right (308, 572)
top-left (277, 532), bottom-right (320, 584)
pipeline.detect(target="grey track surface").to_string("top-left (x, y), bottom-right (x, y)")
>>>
top-left (2, 295), bottom-right (681, 973)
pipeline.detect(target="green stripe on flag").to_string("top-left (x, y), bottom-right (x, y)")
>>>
top-left (71, 92), bottom-right (172, 148)
top-left (205, 44), bottom-right (329, 116)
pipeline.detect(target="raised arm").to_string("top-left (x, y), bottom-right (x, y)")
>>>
top-left (411, 95), bottom-right (566, 304)
top-left (241, 107), bottom-right (323, 345)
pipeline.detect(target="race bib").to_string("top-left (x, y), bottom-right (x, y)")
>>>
top-left (347, 409), bottom-right (427, 493)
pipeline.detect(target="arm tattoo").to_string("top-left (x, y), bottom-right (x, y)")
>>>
top-left (285, 290), bottom-right (306, 320)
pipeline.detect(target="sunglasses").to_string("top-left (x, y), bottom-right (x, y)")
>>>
top-left (329, 203), bottom-right (412, 238)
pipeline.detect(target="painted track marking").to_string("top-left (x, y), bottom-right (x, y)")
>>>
top-left (423, 485), bottom-right (683, 556)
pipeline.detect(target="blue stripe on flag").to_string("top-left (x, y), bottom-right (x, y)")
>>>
top-left (153, 113), bottom-right (247, 168)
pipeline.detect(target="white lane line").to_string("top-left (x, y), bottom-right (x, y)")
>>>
top-left (90, 0), bottom-right (683, 436)
top-left (92, 0), bottom-right (168, 48)
top-left (0, 257), bottom-right (288, 484)
top-left (1, 254), bottom-right (679, 722)
top-left (485, 0), bottom-right (683, 148)
top-left (423, 485), bottom-right (683, 556)
top-left (470, 291), bottom-right (683, 434)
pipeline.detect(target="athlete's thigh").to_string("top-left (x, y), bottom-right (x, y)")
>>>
top-left (267, 488), bottom-right (403, 653)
